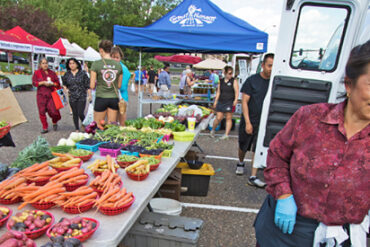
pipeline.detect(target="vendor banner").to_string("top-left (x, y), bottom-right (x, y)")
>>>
top-left (0, 40), bottom-right (32, 52)
top-left (33, 45), bottom-right (59, 55)
top-left (0, 87), bottom-right (27, 126)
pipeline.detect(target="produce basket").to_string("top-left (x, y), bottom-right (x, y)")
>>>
top-left (64, 173), bottom-right (89, 191)
top-left (173, 131), bottom-right (195, 142)
top-left (99, 147), bottom-right (121, 157)
top-left (99, 195), bottom-right (135, 216)
top-left (30, 201), bottom-right (56, 210)
top-left (76, 141), bottom-right (105, 152)
top-left (7, 210), bottom-right (54, 239)
top-left (0, 197), bottom-right (22, 205)
top-left (149, 161), bottom-right (161, 171)
top-left (27, 177), bottom-right (50, 186)
top-left (93, 181), bottom-right (122, 195)
top-left (126, 171), bottom-right (149, 181)
top-left (0, 123), bottom-right (11, 139)
top-left (0, 206), bottom-right (12, 227)
top-left (93, 167), bottom-right (118, 177)
top-left (121, 150), bottom-right (139, 157)
top-left (47, 217), bottom-right (99, 242)
top-left (116, 160), bottom-right (136, 168)
top-left (139, 152), bottom-right (163, 161)
top-left (62, 200), bottom-right (95, 214)
top-left (71, 153), bottom-right (93, 162)
top-left (52, 160), bottom-right (83, 173)
top-left (162, 149), bottom-right (173, 158)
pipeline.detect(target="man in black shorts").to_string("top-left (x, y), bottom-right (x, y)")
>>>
top-left (236, 53), bottom-right (274, 188)
top-left (147, 65), bottom-right (157, 94)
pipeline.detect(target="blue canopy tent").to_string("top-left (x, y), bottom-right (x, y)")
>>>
top-left (113, 0), bottom-right (268, 53)
top-left (113, 0), bottom-right (268, 116)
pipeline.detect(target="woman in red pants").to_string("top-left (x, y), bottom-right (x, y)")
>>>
top-left (32, 58), bottom-right (61, 133)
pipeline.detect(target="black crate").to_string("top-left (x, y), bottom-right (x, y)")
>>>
top-left (181, 174), bottom-right (211, 196)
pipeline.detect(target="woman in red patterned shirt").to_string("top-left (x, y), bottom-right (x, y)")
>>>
top-left (32, 58), bottom-right (62, 134)
top-left (254, 41), bottom-right (369, 247)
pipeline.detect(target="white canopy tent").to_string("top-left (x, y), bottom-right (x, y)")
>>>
top-left (84, 46), bottom-right (101, 61)
top-left (71, 43), bottom-right (86, 58)
top-left (193, 58), bottom-right (227, 70)
top-left (55, 38), bottom-right (84, 59)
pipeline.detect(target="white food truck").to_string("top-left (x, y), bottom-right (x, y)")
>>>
top-left (254, 0), bottom-right (370, 168)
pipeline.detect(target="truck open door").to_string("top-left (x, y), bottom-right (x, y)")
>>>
top-left (254, 0), bottom-right (369, 168)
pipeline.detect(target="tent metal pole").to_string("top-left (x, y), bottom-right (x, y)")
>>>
top-left (138, 49), bottom-right (143, 117)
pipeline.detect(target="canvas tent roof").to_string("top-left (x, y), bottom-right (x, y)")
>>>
top-left (193, 58), bottom-right (226, 70)
top-left (0, 29), bottom-right (32, 52)
top-left (113, 0), bottom-right (267, 53)
top-left (5, 26), bottom-right (59, 55)
top-left (84, 47), bottom-right (101, 61)
top-left (154, 54), bottom-right (202, 64)
top-left (52, 38), bottom-right (84, 58)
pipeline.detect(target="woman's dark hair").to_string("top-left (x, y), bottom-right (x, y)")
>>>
top-left (66, 58), bottom-right (82, 71)
top-left (111, 46), bottom-right (123, 58)
top-left (99, 40), bottom-right (113, 53)
top-left (224, 65), bottom-right (233, 74)
top-left (345, 40), bottom-right (370, 86)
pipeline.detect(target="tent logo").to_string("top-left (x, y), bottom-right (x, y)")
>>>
top-left (169, 5), bottom-right (216, 27)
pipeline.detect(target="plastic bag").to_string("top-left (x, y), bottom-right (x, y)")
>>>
top-left (131, 83), bottom-right (135, 93)
top-left (83, 103), bottom-right (94, 126)
top-left (153, 85), bottom-right (157, 94)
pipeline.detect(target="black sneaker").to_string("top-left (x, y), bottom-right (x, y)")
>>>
top-left (40, 129), bottom-right (48, 134)
top-left (53, 124), bottom-right (58, 131)
top-left (247, 176), bottom-right (266, 188)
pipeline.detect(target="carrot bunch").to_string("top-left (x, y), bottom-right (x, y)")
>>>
top-left (95, 184), bottom-right (134, 209)
top-left (14, 162), bottom-right (57, 182)
top-left (87, 155), bottom-right (119, 173)
top-left (49, 153), bottom-right (81, 169)
top-left (50, 167), bottom-right (88, 185)
top-left (89, 170), bottom-right (121, 192)
top-left (55, 186), bottom-right (97, 208)
top-left (0, 177), bottom-right (27, 200)
top-left (18, 181), bottom-right (66, 209)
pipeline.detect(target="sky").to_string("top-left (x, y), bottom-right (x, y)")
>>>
top-left (210, 0), bottom-right (285, 52)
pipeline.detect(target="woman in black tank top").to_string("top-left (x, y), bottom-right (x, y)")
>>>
top-left (211, 66), bottom-right (239, 140)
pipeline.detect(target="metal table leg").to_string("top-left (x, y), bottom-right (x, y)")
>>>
top-left (192, 141), bottom-right (204, 153)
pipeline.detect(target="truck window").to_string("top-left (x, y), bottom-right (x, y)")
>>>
top-left (290, 3), bottom-right (350, 72)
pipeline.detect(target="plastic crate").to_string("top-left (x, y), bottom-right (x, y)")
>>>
top-left (99, 147), bottom-right (121, 157)
top-left (173, 131), bottom-right (195, 142)
top-left (76, 141), bottom-right (104, 152)
top-left (121, 212), bottom-right (203, 247)
top-left (176, 162), bottom-right (215, 196)
top-left (121, 150), bottom-right (139, 157)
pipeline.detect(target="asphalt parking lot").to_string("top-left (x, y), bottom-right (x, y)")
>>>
top-left (1, 89), bottom-right (266, 247)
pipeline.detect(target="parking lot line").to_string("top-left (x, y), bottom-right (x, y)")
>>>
top-left (205, 155), bottom-right (252, 162)
top-left (181, 202), bottom-right (259, 214)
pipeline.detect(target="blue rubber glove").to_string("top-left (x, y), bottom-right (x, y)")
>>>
top-left (275, 195), bottom-right (297, 234)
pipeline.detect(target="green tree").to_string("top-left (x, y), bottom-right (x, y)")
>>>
top-left (54, 20), bottom-right (100, 49)
top-left (0, 3), bottom-right (59, 43)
